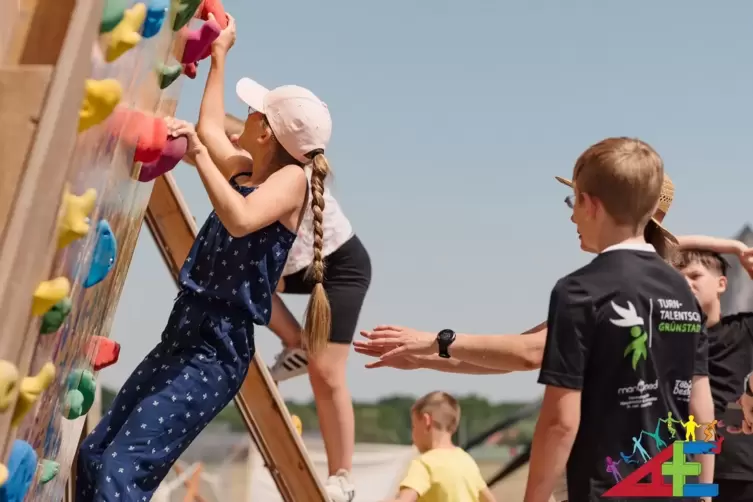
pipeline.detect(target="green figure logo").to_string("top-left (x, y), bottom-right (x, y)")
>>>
top-left (610, 300), bottom-right (648, 371)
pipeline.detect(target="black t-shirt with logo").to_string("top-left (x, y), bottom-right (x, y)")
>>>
top-left (538, 247), bottom-right (708, 502)
top-left (708, 312), bottom-right (753, 481)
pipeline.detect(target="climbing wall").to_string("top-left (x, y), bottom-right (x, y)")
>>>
top-left (0, 0), bottom-right (229, 500)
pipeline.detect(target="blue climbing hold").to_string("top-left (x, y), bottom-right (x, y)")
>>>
top-left (84, 220), bottom-right (117, 288)
top-left (143, 0), bottom-right (169, 38)
top-left (0, 440), bottom-right (37, 502)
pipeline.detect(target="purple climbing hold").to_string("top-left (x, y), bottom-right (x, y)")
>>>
top-left (179, 18), bottom-right (221, 64)
top-left (138, 135), bottom-right (188, 182)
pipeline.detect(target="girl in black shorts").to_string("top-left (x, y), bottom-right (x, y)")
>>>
top-left (268, 187), bottom-right (371, 502)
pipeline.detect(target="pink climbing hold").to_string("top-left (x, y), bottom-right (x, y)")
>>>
top-left (138, 135), bottom-right (188, 182)
top-left (182, 62), bottom-right (198, 79)
top-left (87, 336), bottom-right (121, 371)
top-left (179, 19), bottom-right (221, 64)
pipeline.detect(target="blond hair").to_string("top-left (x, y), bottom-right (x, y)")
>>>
top-left (573, 137), bottom-right (664, 232)
top-left (412, 391), bottom-right (461, 433)
top-left (302, 151), bottom-right (332, 355)
top-left (263, 116), bottom-right (332, 355)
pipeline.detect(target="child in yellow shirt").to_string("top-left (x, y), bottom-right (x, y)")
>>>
top-left (388, 391), bottom-right (496, 502)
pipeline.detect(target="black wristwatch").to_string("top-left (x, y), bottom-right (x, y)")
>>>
top-left (437, 329), bottom-right (456, 359)
top-left (745, 371), bottom-right (753, 397)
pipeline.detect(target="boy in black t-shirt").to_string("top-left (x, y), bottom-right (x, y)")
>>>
top-left (670, 246), bottom-right (753, 502)
top-left (524, 137), bottom-right (715, 502)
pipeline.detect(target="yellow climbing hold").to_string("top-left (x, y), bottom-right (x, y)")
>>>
top-left (0, 361), bottom-right (19, 412)
top-left (57, 188), bottom-right (97, 248)
top-left (32, 278), bottom-right (71, 316)
top-left (291, 414), bottom-right (302, 436)
top-left (11, 363), bottom-right (56, 427)
top-left (0, 464), bottom-right (7, 487)
top-left (105, 3), bottom-right (147, 62)
top-left (78, 79), bottom-right (122, 132)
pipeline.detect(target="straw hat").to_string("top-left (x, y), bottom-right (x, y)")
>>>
top-left (554, 174), bottom-right (677, 244)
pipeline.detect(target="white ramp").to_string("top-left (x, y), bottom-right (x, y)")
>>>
top-left (248, 439), bottom-right (417, 502)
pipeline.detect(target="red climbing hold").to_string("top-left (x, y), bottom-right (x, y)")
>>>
top-left (87, 336), bottom-right (121, 371)
top-left (108, 108), bottom-right (168, 164)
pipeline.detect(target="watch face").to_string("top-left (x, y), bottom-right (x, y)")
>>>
top-left (438, 329), bottom-right (455, 342)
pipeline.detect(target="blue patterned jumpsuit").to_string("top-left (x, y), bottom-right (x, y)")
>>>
top-left (76, 174), bottom-right (296, 501)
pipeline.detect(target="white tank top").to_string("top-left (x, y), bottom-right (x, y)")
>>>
top-left (282, 168), bottom-right (353, 276)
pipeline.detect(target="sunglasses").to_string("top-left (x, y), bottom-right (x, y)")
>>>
top-left (564, 195), bottom-right (574, 209)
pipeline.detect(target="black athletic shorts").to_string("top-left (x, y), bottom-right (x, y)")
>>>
top-left (715, 479), bottom-right (753, 502)
top-left (281, 234), bottom-right (371, 344)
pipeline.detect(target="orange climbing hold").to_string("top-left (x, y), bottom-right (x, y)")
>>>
top-left (105, 3), bottom-right (147, 62)
top-left (11, 363), bottom-right (56, 427)
top-left (87, 337), bottom-right (121, 371)
top-left (57, 188), bottom-right (97, 249)
top-left (32, 278), bottom-right (70, 316)
top-left (109, 108), bottom-right (168, 164)
top-left (78, 79), bottom-right (122, 132)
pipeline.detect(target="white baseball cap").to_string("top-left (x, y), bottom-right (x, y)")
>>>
top-left (236, 78), bottom-right (332, 164)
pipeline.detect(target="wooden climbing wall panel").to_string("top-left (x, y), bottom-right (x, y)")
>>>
top-left (0, 0), bottom-right (212, 500)
top-left (145, 174), bottom-right (329, 502)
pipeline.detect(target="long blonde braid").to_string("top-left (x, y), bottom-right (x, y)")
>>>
top-left (303, 151), bottom-right (332, 355)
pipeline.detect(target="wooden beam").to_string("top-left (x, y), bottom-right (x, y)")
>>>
top-left (145, 172), bottom-right (328, 502)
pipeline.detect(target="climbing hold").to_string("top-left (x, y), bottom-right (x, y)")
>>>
top-left (291, 415), bottom-right (302, 436)
top-left (32, 278), bottom-right (71, 316)
top-left (0, 464), bottom-right (7, 487)
top-left (87, 336), bottom-right (121, 371)
top-left (157, 63), bottom-right (182, 89)
top-left (108, 108), bottom-right (168, 164)
top-left (57, 187), bottom-right (97, 248)
top-left (79, 79), bottom-right (122, 132)
top-left (195, 0), bottom-right (228, 61)
top-left (178, 19), bottom-right (220, 64)
top-left (101, 0), bottom-right (128, 33)
top-left (40, 298), bottom-right (72, 335)
top-left (0, 440), bottom-right (37, 502)
top-left (11, 363), bottom-right (56, 427)
top-left (0, 361), bottom-right (19, 413)
top-left (143, 0), bottom-right (169, 38)
top-left (39, 460), bottom-right (59, 484)
top-left (105, 3), bottom-right (147, 62)
top-left (64, 369), bottom-right (96, 420)
top-left (138, 135), bottom-right (188, 182)
top-left (182, 62), bottom-right (198, 79)
top-left (84, 220), bottom-right (117, 288)
top-left (172, 0), bottom-right (202, 30)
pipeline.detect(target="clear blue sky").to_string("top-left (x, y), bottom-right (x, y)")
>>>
top-left (103, 0), bottom-right (753, 402)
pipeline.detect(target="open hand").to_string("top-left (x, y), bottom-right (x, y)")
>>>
top-left (353, 340), bottom-right (421, 370)
top-left (356, 325), bottom-right (437, 363)
top-left (737, 247), bottom-right (753, 280)
top-left (164, 117), bottom-right (204, 159)
top-left (210, 13), bottom-right (236, 55)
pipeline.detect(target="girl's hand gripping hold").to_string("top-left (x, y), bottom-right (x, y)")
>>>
top-left (165, 117), bottom-right (206, 160)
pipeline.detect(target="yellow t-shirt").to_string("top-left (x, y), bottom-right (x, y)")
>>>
top-left (399, 447), bottom-right (487, 502)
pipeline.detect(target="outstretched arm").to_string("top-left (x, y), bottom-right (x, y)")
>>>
top-left (676, 234), bottom-right (746, 255)
top-left (356, 322), bottom-right (547, 373)
top-left (195, 15), bottom-right (252, 179)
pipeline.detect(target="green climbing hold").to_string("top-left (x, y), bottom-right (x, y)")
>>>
top-left (64, 369), bottom-right (96, 420)
top-left (40, 298), bottom-right (72, 335)
top-left (157, 63), bottom-right (182, 89)
top-left (172, 0), bottom-right (202, 30)
top-left (40, 460), bottom-right (59, 484)
top-left (101, 0), bottom-right (128, 33)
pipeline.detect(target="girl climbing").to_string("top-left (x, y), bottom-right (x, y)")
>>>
top-left (196, 17), bottom-right (368, 502)
top-left (75, 17), bottom-right (334, 501)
